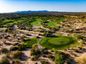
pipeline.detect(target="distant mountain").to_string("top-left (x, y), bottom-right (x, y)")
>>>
top-left (15, 10), bottom-right (48, 14)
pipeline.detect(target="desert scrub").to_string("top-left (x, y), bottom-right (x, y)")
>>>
top-left (31, 44), bottom-right (43, 56)
top-left (23, 38), bottom-right (38, 47)
top-left (0, 57), bottom-right (10, 64)
top-left (12, 59), bottom-right (22, 64)
top-left (18, 38), bottom-right (38, 51)
top-left (13, 51), bottom-right (24, 59)
top-left (1, 48), bottom-right (9, 53)
top-left (75, 53), bottom-right (86, 64)
top-left (40, 60), bottom-right (50, 64)
top-left (10, 46), bottom-right (19, 51)
top-left (55, 51), bottom-right (63, 64)
top-left (31, 44), bottom-right (43, 61)
top-left (7, 51), bottom-right (27, 61)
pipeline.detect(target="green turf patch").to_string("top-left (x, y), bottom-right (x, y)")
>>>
top-left (40, 36), bottom-right (76, 49)
top-left (31, 19), bottom-right (42, 26)
top-left (47, 21), bottom-right (57, 28)
top-left (55, 17), bottom-right (65, 24)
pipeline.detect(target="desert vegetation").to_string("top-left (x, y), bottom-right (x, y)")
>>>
top-left (0, 12), bottom-right (86, 64)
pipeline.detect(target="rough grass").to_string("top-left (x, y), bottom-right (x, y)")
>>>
top-left (23, 38), bottom-right (38, 48)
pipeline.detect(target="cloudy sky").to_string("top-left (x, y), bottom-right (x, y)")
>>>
top-left (0, 0), bottom-right (86, 13)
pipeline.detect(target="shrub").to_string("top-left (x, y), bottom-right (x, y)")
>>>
top-left (13, 51), bottom-right (27, 61)
top-left (18, 44), bottom-right (27, 51)
top-left (1, 48), bottom-right (9, 53)
top-left (10, 46), bottom-right (19, 51)
top-left (41, 60), bottom-right (50, 64)
top-left (13, 51), bottom-right (23, 59)
top-left (12, 59), bottom-right (22, 64)
top-left (0, 57), bottom-right (10, 64)
top-left (31, 44), bottom-right (42, 56)
top-left (55, 51), bottom-right (63, 64)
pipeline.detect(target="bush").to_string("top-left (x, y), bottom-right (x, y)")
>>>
top-left (0, 57), bottom-right (10, 64)
top-left (41, 60), bottom-right (50, 64)
top-left (31, 56), bottom-right (39, 61)
top-left (12, 59), bottom-right (22, 64)
top-left (31, 44), bottom-right (42, 56)
top-left (13, 51), bottom-right (23, 59)
top-left (1, 48), bottom-right (9, 53)
top-left (13, 51), bottom-right (27, 61)
top-left (55, 51), bottom-right (63, 64)
top-left (10, 46), bottom-right (19, 51)
top-left (18, 44), bottom-right (27, 51)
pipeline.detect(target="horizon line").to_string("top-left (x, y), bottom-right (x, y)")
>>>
top-left (1, 10), bottom-right (86, 13)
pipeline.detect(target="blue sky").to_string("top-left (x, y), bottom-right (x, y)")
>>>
top-left (0, 0), bottom-right (86, 13)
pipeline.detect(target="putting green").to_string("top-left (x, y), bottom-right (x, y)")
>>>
top-left (40, 36), bottom-right (76, 49)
